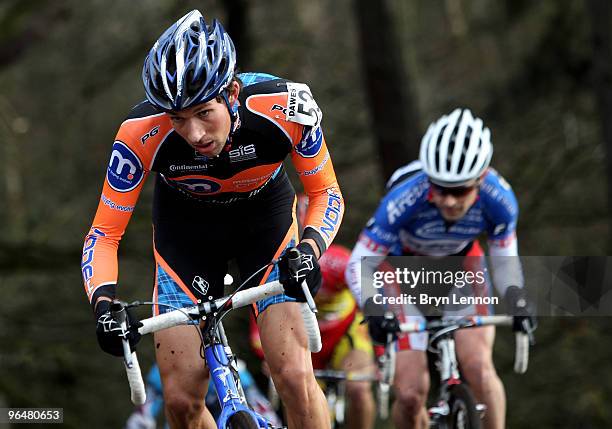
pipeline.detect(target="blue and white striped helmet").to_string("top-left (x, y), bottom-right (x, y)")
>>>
top-left (142, 10), bottom-right (236, 111)
top-left (419, 108), bottom-right (493, 187)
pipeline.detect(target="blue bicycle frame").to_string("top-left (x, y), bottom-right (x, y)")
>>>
top-left (206, 341), bottom-right (268, 428)
top-left (117, 274), bottom-right (318, 429)
top-left (204, 318), bottom-right (272, 429)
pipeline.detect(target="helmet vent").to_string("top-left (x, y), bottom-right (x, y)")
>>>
top-left (418, 108), bottom-right (493, 186)
top-left (447, 126), bottom-right (458, 170)
top-left (142, 10), bottom-right (237, 110)
top-left (166, 46), bottom-right (177, 76)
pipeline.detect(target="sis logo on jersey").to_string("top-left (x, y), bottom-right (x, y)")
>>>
top-left (173, 178), bottom-right (222, 194)
top-left (229, 144), bottom-right (257, 162)
top-left (296, 125), bottom-right (323, 158)
top-left (107, 141), bottom-right (144, 192)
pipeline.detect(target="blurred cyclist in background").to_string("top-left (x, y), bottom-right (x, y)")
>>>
top-left (346, 108), bottom-right (536, 429)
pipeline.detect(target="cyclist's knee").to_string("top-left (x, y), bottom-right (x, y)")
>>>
top-left (164, 389), bottom-right (206, 424)
top-left (460, 356), bottom-right (499, 390)
top-left (271, 365), bottom-right (315, 403)
top-left (393, 386), bottom-right (428, 416)
top-left (346, 381), bottom-right (374, 405)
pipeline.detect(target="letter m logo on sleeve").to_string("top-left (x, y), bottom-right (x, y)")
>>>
top-left (106, 141), bottom-right (145, 192)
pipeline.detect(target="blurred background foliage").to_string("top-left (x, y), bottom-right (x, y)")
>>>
top-left (1, 0), bottom-right (611, 428)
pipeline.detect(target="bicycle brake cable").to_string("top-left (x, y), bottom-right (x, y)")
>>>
top-left (211, 260), bottom-right (277, 366)
top-left (129, 300), bottom-right (208, 359)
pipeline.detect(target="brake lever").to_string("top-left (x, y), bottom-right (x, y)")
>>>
top-left (521, 318), bottom-right (536, 346)
top-left (110, 300), bottom-right (135, 367)
top-left (287, 248), bottom-right (318, 313)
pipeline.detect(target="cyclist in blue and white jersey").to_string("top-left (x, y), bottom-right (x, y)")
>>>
top-left (345, 108), bottom-right (536, 429)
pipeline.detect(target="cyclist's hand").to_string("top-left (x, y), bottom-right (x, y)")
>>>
top-left (363, 297), bottom-right (399, 345)
top-left (505, 286), bottom-right (537, 335)
top-left (95, 300), bottom-right (142, 357)
top-left (278, 242), bottom-right (322, 302)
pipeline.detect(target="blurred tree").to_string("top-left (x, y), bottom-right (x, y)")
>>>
top-left (223, 0), bottom-right (252, 69)
top-left (0, 97), bottom-right (26, 243)
top-left (0, 0), bottom-right (70, 68)
top-left (354, 0), bottom-right (422, 182)
top-left (586, 0), bottom-right (612, 252)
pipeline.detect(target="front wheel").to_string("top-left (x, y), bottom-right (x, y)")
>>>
top-left (448, 384), bottom-right (481, 429)
top-left (227, 411), bottom-right (260, 429)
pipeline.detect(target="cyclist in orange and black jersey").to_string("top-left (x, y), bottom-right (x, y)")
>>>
top-left (82, 10), bottom-right (343, 429)
top-left (83, 73), bottom-right (342, 305)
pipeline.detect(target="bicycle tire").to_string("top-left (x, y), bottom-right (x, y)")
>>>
top-left (447, 383), bottom-right (481, 429)
top-left (227, 410), bottom-right (260, 429)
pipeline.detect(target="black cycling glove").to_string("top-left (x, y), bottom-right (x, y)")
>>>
top-left (278, 242), bottom-right (322, 302)
top-left (363, 297), bottom-right (399, 345)
top-left (95, 300), bottom-right (142, 357)
top-left (505, 286), bottom-right (537, 335)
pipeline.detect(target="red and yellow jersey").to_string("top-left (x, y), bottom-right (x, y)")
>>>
top-left (82, 73), bottom-right (344, 303)
top-left (315, 244), bottom-right (357, 327)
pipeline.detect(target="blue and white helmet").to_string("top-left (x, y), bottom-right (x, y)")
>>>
top-left (419, 108), bottom-right (493, 187)
top-left (142, 10), bottom-right (236, 111)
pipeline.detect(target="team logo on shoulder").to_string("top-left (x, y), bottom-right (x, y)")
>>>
top-left (173, 178), bottom-right (222, 194)
top-left (107, 141), bottom-right (144, 192)
top-left (271, 104), bottom-right (287, 114)
top-left (141, 126), bottom-right (159, 145)
top-left (493, 223), bottom-right (507, 236)
top-left (295, 125), bottom-right (323, 158)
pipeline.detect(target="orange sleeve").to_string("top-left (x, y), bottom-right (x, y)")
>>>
top-left (290, 125), bottom-right (344, 253)
top-left (81, 115), bottom-right (172, 303)
top-left (244, 88), bottom-right (344, 253)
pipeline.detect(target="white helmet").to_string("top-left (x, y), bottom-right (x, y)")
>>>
top-left (419, 108), bottom-right (492, 187)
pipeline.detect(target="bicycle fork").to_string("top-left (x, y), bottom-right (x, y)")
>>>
top-left (429, 338), bottom-right (487, 422)
top-left (206, 321), bottom-right (267, 428)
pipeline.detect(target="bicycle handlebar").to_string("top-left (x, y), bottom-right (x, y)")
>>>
top-left (314, 369), bottom-right (378, 383)
top-left (137, 280), bottom-right (321, 351)
top-left (115, 279), bottom-right (322, 405)
top-left (398, 315), bottom-right (512, 333)
top-left (514, 331), bottom-right (529, 374)
top-left (110, 302), bottom-right (147, 405)
top-left (123, 351), bottom-right (146, 405)
top-left (398, 315), bottom-right (530, 374)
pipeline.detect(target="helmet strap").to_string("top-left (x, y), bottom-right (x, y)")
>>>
top-left (220, 90), bottom-right (239, 146)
